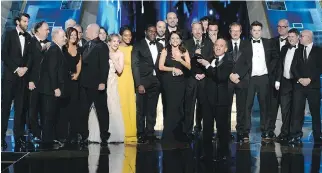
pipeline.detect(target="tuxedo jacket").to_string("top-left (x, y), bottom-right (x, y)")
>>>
top-left (227, 39), bottom-right (248, 88)
top-left (271, 36), bottom-right (289, 54)
top-left (78, 38), bottom-right (87, 53)
top-left (233, 38), bottom-right (279, 86)
top-left (1, 29), bottom-right (32, 81)
top-left (204, 54), bottom-right (234, 106)
top-left (27, 36), bottom-right (47, 85)
top-left (79, 38), bottom-right (110, 89)
top-left (291, 45), bottom-right (322, 89)
top-left (165, 27), bottom-right (190, 42)
top-left (38, 44), bottom-right (71, 97)
top-left (185, 38), bottom-right (213, 76)
top-left (131, 39), bottom-right (163, 88)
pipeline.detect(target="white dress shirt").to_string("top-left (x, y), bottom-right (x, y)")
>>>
top-left (279, 36), bottom-right (287, 51)
top-left (251, 38), bottom-right (268, 77)
top-left (206, 54), bottom-right (224, 69)
top-left (16, 27), bottom-right (25, 56)
top-left (231, 39), bottom-right (241, 50)
top-left (156, 36), bottom-right (165, 47)
top-left (304, 42), bottom-right (313, 59)
top-left (283, 44), bottom-right (298, 79)
top-left (145, 38), bottom-right (158, 76)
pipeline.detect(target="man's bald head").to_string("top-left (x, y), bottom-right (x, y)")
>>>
top-left (65, 19), bottom-right (76, 30)
top-left (156, 21), bottom-right (166, 37)
top-left (52, 28), bottom-right (66, 47)
top-left (300, 30), bottom-right (313, 46)
top-left (277, 19), bottom-right (289, 37)
top-left (166, 12), bottom-right (178, 28)
top-left (85, 23), bottom-right (100, 40)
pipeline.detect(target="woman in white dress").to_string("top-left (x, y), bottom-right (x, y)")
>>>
top-left (88, 34), bottom-right (125, 143)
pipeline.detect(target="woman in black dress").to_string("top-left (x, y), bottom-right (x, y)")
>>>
top-left (56, 27), bottom-right (82, 143)
top-left (159, 31), bottom-right (191, 142)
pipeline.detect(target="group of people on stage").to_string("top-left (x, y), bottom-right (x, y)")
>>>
top-left (2, 11), bottom-right (322, 155)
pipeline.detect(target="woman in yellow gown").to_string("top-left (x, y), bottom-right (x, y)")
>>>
top-left (118, 26), bottom-right (137, 143)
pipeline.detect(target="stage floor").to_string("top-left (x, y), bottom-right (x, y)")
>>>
top-left (1, 111), bottom-right (322, 173)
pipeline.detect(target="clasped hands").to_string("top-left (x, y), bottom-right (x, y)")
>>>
top-left (15, 67), bottom-right (28, 77)
top-left (298, 78), bottom-right (311, 86)
top-left (229, 73), bottom-right (240, 84)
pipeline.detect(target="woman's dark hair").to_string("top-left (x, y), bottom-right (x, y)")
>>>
top-left (66, 27), bottom-right (79, 48)
top-left (166, 31), bottom-right (187, 53)
top-left (100, 27), bottom-right (108, 35)
top-left (34, 21), bottom-right (46, 33)
top-left (119, 25), bottom-right (132, 35)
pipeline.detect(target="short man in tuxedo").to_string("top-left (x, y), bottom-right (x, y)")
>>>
top-left (227, 22), bottom-right (248, 141)
top-left (274, 28), bottom-right (301, 142)
top-left (79, 24), bottom-right (110, 145)
top-left (64, 18), bottom-right (76, 30)
top-left (230, 21), bottom-right (279, 140)
top-left (37, 28), bottom-right (67, 144)
top-left (267, 19), bottom-right (290, 135)
top-left (156, 21), bottom-right (166, 47)
top-left (1, 13), bottom-right (32, 148)
top-left (132, 25), bottom-right (163, 143)
top-left (165, 12), bottom-right (189, 41)
top-left (198, 38), bottom-right (233, 160)
top-left (184, 22), bottom-right (213, 136)
top-left (27, 21), bottom-right (50, 142)
top-left (74, 24), bottom-right (87, 48)
top-left (289, 30), bottom-right (322, 144)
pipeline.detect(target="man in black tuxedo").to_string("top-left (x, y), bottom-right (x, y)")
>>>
top-left (184, 22), bottom-right (213, 137)
top-left (289, 30), bottom-right (322, 144)
top-left (27, 21), bottom-right (50, 142)
top-left (1, 13), bottom-right (32, 148)
top-left (37, 28), bottom-right (68, 144)
top-left (132, 24), bottom-right (163, 143)
top-left (227, 22), bottom-right (248, 141)
top-left (165, 12), bottom-right (189, 41)
top-left (205, 20), bottom-right (220, 44)
top-left (198, 38), bottom-right (233, 160)
top-left (230, 21), bottom-right (279, 140)
top-left (79, 24), bottom-right (110, 145)
top-left (156, 21), bottom-right (167, 47)
top-left (274, 28), bottom-right (300, 142)
top-left (267, 19), bottom-right (290, 136)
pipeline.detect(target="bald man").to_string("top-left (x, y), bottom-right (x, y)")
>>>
top-left (156, 21), bottom-right (166, 47)
top-left (289, 30), bottom-right (322, 144)
top-left (79, 24), bottom-right (110, 145)
top-left (38, 28), bottom-right (68, 144)
top-left (65, 18), bottom-right (76, 30)
top-left (165, 12), bottom-right (189, 41)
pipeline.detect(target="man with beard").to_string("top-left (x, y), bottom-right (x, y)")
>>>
top-left (184, 22), bottom-right (213, 138)
top-left (156, 21), bottom-right (167, 47)
top-left (165, 12), bottom-right (189, 41)
top-left (1, 13), bottom-right (32, 148)
top-left (27, 21), bottom-right (50, 143)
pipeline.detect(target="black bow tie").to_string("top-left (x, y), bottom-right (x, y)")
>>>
top-left (39, 40), bottom-right (46, 44)
top-left (280, 37), bottom-right (287, 42)
top-left (149, 41), bottom-right (156, 45)
top-left (252, 40), bottom-right (260, 43)
top-left (289, 45), bottom-right (296, 49)
top-left (19, 32), bottom-right (26, 37)
top-left (156, 38), bottom-right (165, 42)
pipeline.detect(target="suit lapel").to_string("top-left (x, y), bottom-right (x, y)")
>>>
top-left (14, 31), bottom-right (23, 56)
top-left (142, 40), bottom-right (154, 65)
top-left (262, 39), bottom-right (269, 63)
top-left (83, 40), bottom-right (96, 61)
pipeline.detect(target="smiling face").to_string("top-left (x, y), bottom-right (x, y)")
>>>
top-left (166, 12), bottom-right (178, 28)
top-left (145, 26), bottom-right (157, 41)
top-left (251, 25), bottom-right (262, 40)
top-left (99, 28), bottom-right (107, 42)
top-left (156, 21), bottom-right (166, 37)
top-left (37, 22), bottom-right (50, 41)
top-left (108, 35), bottom-right (120, 51)
top-left (69, 30), bottom-right (78, 44)
top-left (214, 39), bottom-right (227, 57)
top-left (230, 25), bottom-right (242, 40)
top-left (192, 23), bottom-right (203, 40)
top-left (121, 29), bottom-right (132, 44)
top-left (170, 32), bottom-right (181, 47)
top-left (288, 32), bottom-right (299, 46)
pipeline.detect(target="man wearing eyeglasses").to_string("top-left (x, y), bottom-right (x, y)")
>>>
top-left (266, 19), bottom-right (290, 140)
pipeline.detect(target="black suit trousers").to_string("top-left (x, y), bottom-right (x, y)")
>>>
top-left (79, 87), bottom-right (109, 138)
top-left (39, 94), bottom-right (57, 142)
top-left (267, 85), bottom-right (281, 132)
top-left (136, 77), bottom-right (160, 137)
top-left (28, 88), bottom-right (42, 137)
top-left (228, 85), bottom-right (248, 133)
top-left (184, 77), bottom-right (205, 134)
top-left (1, 77), bottom-right (28, 139)
top-left (290, 88), bottom-right (321, 139)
